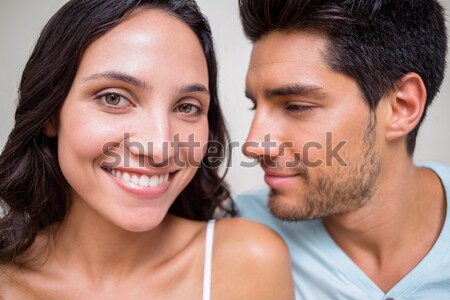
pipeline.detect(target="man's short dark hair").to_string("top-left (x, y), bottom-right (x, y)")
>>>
top-left (239, 0), bottom-right (448, 154)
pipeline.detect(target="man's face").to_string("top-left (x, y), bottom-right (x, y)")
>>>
top-left (244, 30), bottom-right (382, 221)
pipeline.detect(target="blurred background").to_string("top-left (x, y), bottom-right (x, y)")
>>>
top-left (1, 1), bottom-right (449, 196)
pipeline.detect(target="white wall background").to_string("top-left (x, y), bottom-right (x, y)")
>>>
top-left (1, 1), bottom-right (449, 196)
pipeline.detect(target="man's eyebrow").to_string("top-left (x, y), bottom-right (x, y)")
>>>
top-left (179, 84), bottom-right (210, 96)
top-left (84, 71), bottom-right (149, 90)
top-left (264, 83), bottom-right (326, 99)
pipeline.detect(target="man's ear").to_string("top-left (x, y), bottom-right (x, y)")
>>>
top-left (42, 116), bottom-right (58, 137)
top-left (385, 72), bottom-right (427, 142)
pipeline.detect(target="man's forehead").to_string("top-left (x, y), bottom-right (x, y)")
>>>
top-left (248, 30), bottom-right (329, 69)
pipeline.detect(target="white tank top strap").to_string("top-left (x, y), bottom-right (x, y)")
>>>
top-left (202, 219), bottom-right (216, 300)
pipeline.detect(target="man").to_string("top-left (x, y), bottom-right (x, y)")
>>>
top-left (235, 0), bottom-right (450, 299)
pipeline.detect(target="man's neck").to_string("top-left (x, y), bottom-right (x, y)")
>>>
top-left (322, 160), bottom-right (446, 293)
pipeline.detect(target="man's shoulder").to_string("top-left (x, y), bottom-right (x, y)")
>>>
top-left (235, 188), bottom-right (270, 212)
top-left (235, 188), bottom-right (281, 226)
top-left (417, 161), bottom-right (450, 185)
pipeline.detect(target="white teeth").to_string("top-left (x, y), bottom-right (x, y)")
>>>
top-left (139, 175), bottom-right (150, 187)
top-left (108, 169), bottom-right (170, 188)
top-left (131, 175), bottom-right (139, 185)
top-left (122, 172), bottom-right (131, 183)
top-left (162, 173), bottom-right (169, 184)
top-left (149, 175), bottom-right (159, 187)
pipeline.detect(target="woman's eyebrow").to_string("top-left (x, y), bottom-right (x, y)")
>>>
top-left (84, 71), bottom-right (149, 90)
top-left (84, 71), bottom-right (209, 96)
top-left (178, 84), bottom-right (210, 96)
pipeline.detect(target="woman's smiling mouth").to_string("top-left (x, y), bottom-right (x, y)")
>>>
top-left (102, 167), bottom-right (177, 197)
top-left (110, 169), bottom-right (169, 187)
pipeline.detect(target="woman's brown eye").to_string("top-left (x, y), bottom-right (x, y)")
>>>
top-left (176, 103), bottom-right (200, 115)
top-left (105, 93), bottom-right (122, 105)
top-left (179, 103), bottom-right (194, 113)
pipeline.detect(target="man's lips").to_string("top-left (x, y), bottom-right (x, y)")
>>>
top-left (263, 170), bottom-right (301, 177)
top-left (264, 174), bottom-right (299, 188)
top-left (262, 168), bottom-right (306, 188)
top-left (261, 165), bottom-right (306, 177)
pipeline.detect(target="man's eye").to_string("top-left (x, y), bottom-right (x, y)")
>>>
top-left (285, 104), bottom-right (315, 112)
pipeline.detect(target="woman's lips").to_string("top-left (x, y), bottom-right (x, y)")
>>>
top-left (103, 167), bottom-right (176, 198)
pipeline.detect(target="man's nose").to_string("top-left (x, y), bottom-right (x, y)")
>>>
top-left (243, 110), bottom-right (281, 159)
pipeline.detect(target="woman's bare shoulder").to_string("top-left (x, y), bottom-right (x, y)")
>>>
top-left (213, 218), bottom-right (290, 264)
top-left (212, 218), bottom-right (295, 300)
top-left (214, 217), bottom-right (286, 247)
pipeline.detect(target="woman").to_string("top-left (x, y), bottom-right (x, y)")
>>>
top-left (0, 0), bottom-right (294, 299)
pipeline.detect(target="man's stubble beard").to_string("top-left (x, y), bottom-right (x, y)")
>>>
top-left (268, 113), bottom-right (381, 221)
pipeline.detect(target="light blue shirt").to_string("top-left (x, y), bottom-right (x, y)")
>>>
top-left (235, 162), bottom-right (450, 300)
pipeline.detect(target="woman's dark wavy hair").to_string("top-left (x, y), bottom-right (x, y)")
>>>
top-left (0, 0), bottom-right (235, 264)
top-left (239, 0), bottom-right (448, 155)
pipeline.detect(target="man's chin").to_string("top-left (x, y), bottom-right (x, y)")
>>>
top-left (267, 190), bottom-right (320, 222)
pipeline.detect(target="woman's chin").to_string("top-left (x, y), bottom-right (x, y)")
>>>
top-left (109, 210), bottom-right (168, 233)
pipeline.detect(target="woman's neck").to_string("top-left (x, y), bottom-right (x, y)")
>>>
top-left (51, 197), bottom-right (175, 281)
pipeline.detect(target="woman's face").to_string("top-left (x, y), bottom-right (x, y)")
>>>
top-left (48, 9), bottom-right (210, 232)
